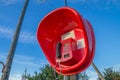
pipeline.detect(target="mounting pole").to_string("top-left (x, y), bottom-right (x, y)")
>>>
top-left (70, 74), bottom-right (79, 80)
top-left (0, 61), bottom-right (5, 73)
top-left (64, 76), bottom-right (68, 80)
top-left (1, 0), bottom-right (29, 80)
top-left (91, 62), bottom-right (105, 80)
top-left (64, 74), bottom-right (79, 80)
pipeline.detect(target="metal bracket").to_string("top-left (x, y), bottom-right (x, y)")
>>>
top-left (0, 61), bottom-right (5, 73)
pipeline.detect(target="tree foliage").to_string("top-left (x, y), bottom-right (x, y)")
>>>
top-left (103, 67), bottom-right (120, 80)
top-left (26, 65), bottom-right (63, 80)
top-left (79, 72), bottom-right (89, 80)
top-left (26, 65), bottom-right (120, 80)
top-left (26, 64), bottom-right (89, 80)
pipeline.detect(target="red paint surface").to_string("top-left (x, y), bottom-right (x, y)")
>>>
top-left (37, 7), bottom-right (95, 75)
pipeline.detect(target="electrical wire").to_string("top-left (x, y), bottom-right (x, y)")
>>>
top-left (64, 0), bottom-right (68, 7)
top-left (54, 62), bottom-right (59, 80)
top-left (54, 60), bottom-right (62, 80)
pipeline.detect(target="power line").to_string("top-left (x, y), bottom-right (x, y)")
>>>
top-left (64, 0), bottom-right (68, 6)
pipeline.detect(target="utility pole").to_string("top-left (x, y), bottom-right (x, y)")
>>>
top-left (91, 62), bottom-right (105, 80)
top-left (1, 0), bottom-right (29, 80)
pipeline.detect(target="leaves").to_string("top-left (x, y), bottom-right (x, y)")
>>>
top-left (26, 64), bottom-right (89, 80)
top-left (26, 65), bottom-right (120, 80)
top-left (26, 64), bottom-right (63, 80)
top-left (103, 67), bottom-right (120, 80)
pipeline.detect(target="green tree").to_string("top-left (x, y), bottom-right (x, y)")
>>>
top-left (26, 65), bottom-right (63, 80)
top-left (26, 64), bottom-right (89, 80)
top-left (103, 67), bottom-right (120, 80)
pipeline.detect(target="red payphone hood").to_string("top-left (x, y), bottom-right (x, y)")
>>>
top-left (37, 7), bottom-right (95, 75)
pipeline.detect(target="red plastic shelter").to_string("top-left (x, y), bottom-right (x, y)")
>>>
top-left (37, 7), bottom-right (95, 75)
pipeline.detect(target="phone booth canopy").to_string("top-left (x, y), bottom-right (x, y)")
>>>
top-left (37, 7), bottom-right (95, 75)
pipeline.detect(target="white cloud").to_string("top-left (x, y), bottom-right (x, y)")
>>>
top-left (0, 25), bottom-right (13, 38)
top-left (113, 64), bottom-right (120, 71)
top-left (0, 53), bottom-right (6, 60)
top-left (0, 53), bottom-right (48, 68)
top-left (0, 25), bottom-right (36, 44)
top-left (0, 53), bottom-right (8, 63)
top-left (103, 64), bottom-right (120, 72)
top-left (19, 32), bottom-right (36, 44)
top-left (14, 54), bottom-right (48, 67)
top-left (69, 0), bottom-right (120, 10)
top-left (15, 55), bottom-right (34, 61)
top-left (86, 70), bottom-right (98, 80)
top-left (0, 0), bottom-right (24, 5)
top-left (86, 64), bottom-right (120, 80)
top-left (69, 0), bottom-right (120, 5)
top-left (36, 0), bottom-right (46, 4)
top-left (15, 55), bottom-right (48, 68)
top-left (9, 73), bottom-right (22, 80)
top-left (14, 60), bottom-right (41, 67)
top-left (0, 53), bottom-right (48, 79)
top-left (0, 0), bottom-right (18, 5)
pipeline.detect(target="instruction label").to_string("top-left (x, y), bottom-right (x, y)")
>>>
top-left (61, 30), bottom-right (75, 40)
top-left (77, 38), bottom-right (85, 49)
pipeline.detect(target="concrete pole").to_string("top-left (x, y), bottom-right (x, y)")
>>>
top-left (64, 76), bottom-right (68, 80)
top-left (91, 62), bottom-right (105, 80)
top-left (1, 0), bottom-right (29, 80)
top-left (70, 74), bottom-right (79, 80)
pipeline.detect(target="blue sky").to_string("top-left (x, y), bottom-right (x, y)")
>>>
top-left (0, 0), bottom-right (120, 80)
